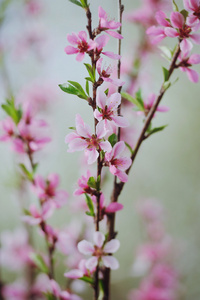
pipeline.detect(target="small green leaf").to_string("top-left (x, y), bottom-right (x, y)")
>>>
top-left (1, 98), bottom-right (22, 125)
top-left (108, 133), bottom-right (118, 147)
top-left (172, 0), bottom-right (179, 11)
top-left (32, 163), bottom-right (38, 174)
top-left (121, 92), bottom-right (144, 111)
top-left (80, 0), bottom-right (88, 8)
top-left (162, 67), bottom-right (169, 82)
top-left (87, 177), bottom-right (97, 189)
top-left (85, 194), bottom-right (95, 217)
top-left (68, 0), bottom-right (83, 7)
top-left (44, 292), bottom-right (56, 300)
top-left (96, 175), bottom-right (101, 191)
top-left (104, 88), bottom-right (109, 96)
top-left (147, 125), bottom-right (168, 137)
top-left (85, 80), bottom-right (89, 96)
top-left (125, 142), bottom-right (133, 154)
top-left (19, 163), bottom-right (33, 181)
top-left (69, 126), bottom-right (76, 130)
top-left (30, 253), bottom-right (49, 273)
top-left (59, 82), bottom-right (88, 100)
top-left (23, 209), bottom-right (31, 216)
top-left (80, 276), bottom-right (94, 284)
top-left (163, 81), bottom-right (171, 90)
top-left (84, 63), bottom-right (95, 83)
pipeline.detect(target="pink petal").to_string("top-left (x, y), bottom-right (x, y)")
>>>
top-left (95, 35), bottom-right (110, 49)
top-left (186, 68), bottom-right (199, 82)
top-left (115, 169), bottom-right (129, 182)
top-left (78, 31), bottom-right (87, 42)
top-left (65, 46), bottom-right (78, 54)
top-left (93, 231), bottom-right (105, 248)
top-left (102, 51), bottom-right (121, 60)
top-left (104, 239), bottom-right (120, 253)
top-left (183, 0), bottom-right (191, 10)
top-left (112, 141), bottom-right (125, 158)
top-left (99, 141), bottom-right (112, 153)
top-left (76, 52), bottom-right (85, 61)
top-left (102, 256), bottom-right (119, 269)
top-left (50, 280), bottom-right (60, 296)
top-left (96, 90), bottom-right (107, 109)
top-left (107, 92), bottom-right (121, 110)
top-left (76, 124), bottom-right (91, 138)
top-left (180, 39), bottom-right (193, 56)
top-left (64, 269), bottom-right (84, 279)
top-left (85, 256), bottom-right (98, 271)
top-left (112, 116), bottom-right (129, 127)
top-left (77, 240), bottom-right (94, 255)
top-left (67, 33), bottom-right (79, 45)
top-left (164, 27), bottom-right (179, 37)
top-left (94, 109), bottom-right (103, 121)
top-left (98, 6), bottom-right (106, 20)
top-left (48, 173), bottom-right (59, 189)
top-left (188, 53), bottom-right (200, 64)
top-left (190, 0), bottom-right (199, 10)
top-left (96, 57), bottom-right (103, 75)
top-left (156, 105), bottom-right (170, 112)
top-left (105, 30), bottom-right (123, 39)
top-left (156, 11), bottom-right (171, 27)
top-left (21, 215), bottom-right (41, 225)
top-left (67, 138), bottom-right (88, 152)
top-left (105, 202), bottom-right (123, 213)
top-left (85, 148), bottom-right (99, 164)
top-left (187, 15), bottom-right (199, 26)
top-left (96, 121), bottom-right (107, 138)
top-left (170, 12), bottom-right (185, 29)
top-left (34, 175), bottom-right (46, 190)
top-left (190, 33), bottom-right (200, 44)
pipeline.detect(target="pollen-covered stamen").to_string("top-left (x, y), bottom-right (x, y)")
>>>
top-left (78, 41), bottom-right (89, 53)
top-left (93, 245), bottom-right (104, 257)
top-left (102, 105), bottom-right (113, 120)
top-left (86, 135), bottom-right (101, 149)
top-left (179, 25), bottom-right (192, 39)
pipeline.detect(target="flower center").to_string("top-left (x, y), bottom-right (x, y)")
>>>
top-left (179, 25), bottom-right (192, 38)
top-left (102, 106), bottom-right (113, 120)
top-left (78, 41), bottom-right (89, 53)
top-left (87, 135), bottom-right (100, 149)
top-left (93, 246), bottom-right (104, 257)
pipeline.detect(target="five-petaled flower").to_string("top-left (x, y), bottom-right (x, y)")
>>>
top-left (77, 231), bottom-right (120, 271)
top-left (98, 6), bottom-right (123, 39)
top-left (65, 114), bottom-right (112, 164)
top-left (105, 141), bottom-right (132, 182)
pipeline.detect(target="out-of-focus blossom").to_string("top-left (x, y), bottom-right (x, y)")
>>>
top-left (25, 0), bottom-right (43, 15)
top-left (64, 258), bottom-right (94, 279)
top-left (98, 6), bottom-right (123, 39)
top-left (78, 231), bottom-right (120, 271)
top-left (65, 31), bottom-right (95, 61)
top-left (0, 228), bottom-right (32, 271)
top-left (47, 279), bottom-right (82, 300)
top-left (137, 93), bottom-right (169, 117)
top-left (105, 141), bottom-right (132, 182)
top-left (0, 118), bottom-right (16, 142)
top-left (74, 170), bottom-right (92, 196)
top-left (184, 0), bottom-right (200, 26)
top-left (94, 91), bottom-right (129, 130)
top-left (2, 280), bottom-right (28, 300)
top-left (65, 114), bottom-right (111, 164)
top-left (32, 173), bottom-right (68, 208)
top-left (22, 202), bottom-right (54, 225)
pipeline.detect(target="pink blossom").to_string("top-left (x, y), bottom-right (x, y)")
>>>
top-left (22, 203), bottom-right (54, 225)
top-left (48, 279), bottom-right (82, 300)
top-left (0, 118), bottom-right (16, 142)
top-left (64, 259), bottom-right (94, 279)
top-left (74, 170), bottom-right (92, 196)
top-left (2, 280), bottom-right (28, 300)
top-left (33, 173), bottom-right (68, 208)
top-left (96, 58), bottom-right (125, 86)
top-left (94, 91), bottom-right (129, 130)
top-left (65, 31), bottom-right (94, 61)
top-left (137, 93), bottom-right (169, 117)
top-left (184, 0), bottom-right (200, 26)
top-left (92, 35), bottom-right (121, 60)
top-left (77, 231), bottom-right (120, 271)
top-left (105, 141), bottom-right (132, 182)
top-left (0, 228), bottom-right (32, 271)
top-left (25, 0), bottom-right (43, 15)
top-left (98, 6), bottom-right (123, 39)
top-left (177, 39), bottom-right (200, 82)
top-left (65, 114), bottom-right (112, 164)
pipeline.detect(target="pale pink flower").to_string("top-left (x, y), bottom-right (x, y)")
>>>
top-left (77, 231), bottom-right (120, 271)
top-left (64, 259), bottom-right (94, 279)
top-left (0, 118), bottom-right (16, 142)
top-left (74, 170), bottom-right (92, 196)
top-left (92, 35), bottom-right (121, 60)
top-left (2, 280), bottom-right (28, 300)
top-left (22, 202), bottom-right (54, 225)
top-left (137, 93), bottom-right (169, 117)
top-left (65, 31), bottom-right (94, 61)
top-left (105, 141), bottom-right (132, 182)
top-left (98, 6), bottom-right (123, 39)
top-left (96, 58), bottom-right (125, 86)
top-left (48, 279), bottom-right (82, 300)
top-left (94, 91), bottom-right (129, 130)
top-left (0, 228), bottom-right (32, 271)
top-left (65, 114), bottom-right (112, 164)
top-left (184, 0), bottom-right (200, 26)
top-left (177, 39), bottom-right (200, 82)
top-left (33, 173), bottom-right (68, 208)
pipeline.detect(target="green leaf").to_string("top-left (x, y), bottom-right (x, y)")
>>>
top-left (80, 0), bottom-right (88, 8)
top-left (87, 177), bottom-right (97, 189)
top-left (104, 88), bottom-right (109, 96)
top-left (32, 163), bottom-right (38, 174)
top-left (29, 253), bottom-right (49, 274)
top-left (85, 194), bottom-right (95, 217)
top-left (96, 175), bottom-right (101, 191)
top-left (125, 142), bottom-right (133, 154)
top-left (69, 126), bottom-right (76, 130)
top-left (180, 9), bottom-right (188, 19)
top-left (1, 98), bottom-right (22, 125)
top-left (68, 0), bottom-right (83, 7)
top-left (108, 133), bottom-right (118, 147)
top-left (23, 208), bottom-right (31, 216)
top-left (163, 81), bottom-right (171, 91)
top-left (80, 276), bottom-right (94, 284)
top-left (172, 0), bottom-right (179, 11)
top-left (85, 80), bottom-right (90, 96)
top-left (44, 292), bottom-right (56, 300)
top-left (59, 82), bottom-right (88, 100)
top-left (162, 67), bottom-right (169, 82)
top-left (147, 125), bottom-right (168, 137)
top-left (121, 92), bottom-right (144, 111)
top-left (19, 164), bottom-right (33, 181)
top-left (84, 63), bottom-right (95, 83)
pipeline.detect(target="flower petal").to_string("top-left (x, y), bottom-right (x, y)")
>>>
top-left (77, 240), bottom-right (94, 254)
top-left (104, 239), bottom-right (120, 253)
top-left (85, 256), bottom-right (98, 271)
top-left (93, 231), bottom-right (105, 248)
top-left (102, 256), bottom-right (119, 269)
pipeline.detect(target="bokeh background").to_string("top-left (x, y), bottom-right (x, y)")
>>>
top-left (0, 0), bottom-right (200, 299)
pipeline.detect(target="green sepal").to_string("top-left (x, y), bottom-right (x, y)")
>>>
top-left (29, 253), bottom-right (49, 274)
top-left (79, 276), bottom-right (94, 284)
top-left (163, 81), bottom-right (171, 91)
top-left (180, 9), bottom-right (189, 20)
top-left (85, 193), bottom-right (95, 217)
top-left (108, 133), bottom-right (118, 147)
top-left (87, 176), bottom-right (97, 189)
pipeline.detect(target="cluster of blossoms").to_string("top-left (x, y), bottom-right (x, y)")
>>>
top-left (128, 200), bottom-right (180, 300)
